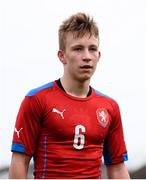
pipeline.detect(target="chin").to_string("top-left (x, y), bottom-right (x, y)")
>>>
top-left (77, 75), bottom-right (91, 82)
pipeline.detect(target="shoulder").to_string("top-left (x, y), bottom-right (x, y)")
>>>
top-left (93, 88), bottom-right (119, 109)
top-left (93, 88), bottom-right (122, 123)
top-left (26, 81), bottom-right (55, 97)
top-left (22, 81), bottom-right (55, 112)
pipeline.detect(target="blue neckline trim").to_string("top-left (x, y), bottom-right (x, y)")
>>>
top-left (26, 82), bottom-right (54, 96)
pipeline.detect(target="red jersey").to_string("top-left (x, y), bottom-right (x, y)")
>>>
top-left (11, 81), bottom-right (128, 179)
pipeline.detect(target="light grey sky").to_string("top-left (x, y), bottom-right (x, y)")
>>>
top-left (0, 0), bottom-right (146, 171)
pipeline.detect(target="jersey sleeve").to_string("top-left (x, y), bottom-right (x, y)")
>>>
top-left (11, 95), bottom-right (43, 156)
top-left (103, 102), bottom-right (128, 165)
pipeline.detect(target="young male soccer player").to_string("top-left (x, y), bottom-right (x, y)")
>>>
top-left (9, 12), bottom-right (130, 179)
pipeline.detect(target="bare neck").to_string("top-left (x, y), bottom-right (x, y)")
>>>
top-left (60, 76), bottom-right (90, 98)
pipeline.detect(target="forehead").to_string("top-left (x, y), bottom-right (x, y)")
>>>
top-left (65, 32), bottom-right (99, 47)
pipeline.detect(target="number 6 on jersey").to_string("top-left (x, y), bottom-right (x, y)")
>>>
top-left (73, 125), bottom-right (86, 150)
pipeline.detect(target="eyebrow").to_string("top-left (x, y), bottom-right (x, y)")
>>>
top-left (71, 44), bottom-right (98, 48)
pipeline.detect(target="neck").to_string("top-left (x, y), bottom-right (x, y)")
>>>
top-left (60, 76), bottom-right (90, 98)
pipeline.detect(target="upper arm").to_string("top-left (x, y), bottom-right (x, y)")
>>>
top-left (106, 162), bottom-right (130, 179)
top-left (11, 152), bottom-right (31, 164)
top-left (9, 152), bottom-right (31, 179)
top-left (103, 102), bottom-right (128, 165)
top-left (10, 96), bottom-right (42, 177)
top-left (11, 96), bottom-right (42, 156)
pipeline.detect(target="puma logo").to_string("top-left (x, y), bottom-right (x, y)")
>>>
top-left (52, 108), bottom-right (66, 119)
top-left (14, 127), bottom-right (23, 138)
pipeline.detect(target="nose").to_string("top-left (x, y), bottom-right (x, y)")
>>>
top-left (82, 49), bottom-right (91, 62)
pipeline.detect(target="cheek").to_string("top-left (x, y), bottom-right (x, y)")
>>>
top-left (67, 54), bottom-right (80, 65)
top-left (92, 59), bottom-right (99, 71)
top-left (93, 55), bottom-right (100, 65)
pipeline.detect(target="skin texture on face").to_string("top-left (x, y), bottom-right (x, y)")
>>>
top-left (58, 33), bottom-right (101, 83)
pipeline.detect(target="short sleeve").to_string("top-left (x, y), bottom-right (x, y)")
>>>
top-left (103, 102), bottom-right (128, 165)
top-left (11, 95), bottom-right (43, 156)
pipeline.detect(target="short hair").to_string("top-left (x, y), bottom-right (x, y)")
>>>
top-left (58, 12), bottom-right (99, 51)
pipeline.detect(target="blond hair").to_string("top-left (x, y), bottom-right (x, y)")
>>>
top-left (58, 12), bottom-right (99, 51)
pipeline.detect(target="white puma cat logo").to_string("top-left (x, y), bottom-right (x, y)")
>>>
top-left (14, 127), bottom-right (23, 138)
top-left (52, 108), bottom-right (66, 119)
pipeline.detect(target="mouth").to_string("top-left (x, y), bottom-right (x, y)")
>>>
top-left (80, 65), bottom-right (93, 69)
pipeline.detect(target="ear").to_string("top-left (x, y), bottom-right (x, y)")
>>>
top-left (99, 51), bottom-right (101, 57)
top-left (98, 51), bottom-right (101, 62)
top-left (58, 50), bottom-right (67, 64)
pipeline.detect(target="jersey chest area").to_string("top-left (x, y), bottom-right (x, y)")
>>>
top-left (41, 93), bottom-right (112, 148)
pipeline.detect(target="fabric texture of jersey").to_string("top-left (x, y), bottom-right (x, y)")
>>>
top-left (11, 81), bottom-right (128, 179)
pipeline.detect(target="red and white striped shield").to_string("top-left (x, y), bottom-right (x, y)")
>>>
top-left (96, 108), bottom-right (109, 128)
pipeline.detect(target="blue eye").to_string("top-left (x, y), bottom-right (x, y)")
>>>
top-left (90, 47), bottom-right (97, 51)
top-left (74, 48), bottom-right (82, 51)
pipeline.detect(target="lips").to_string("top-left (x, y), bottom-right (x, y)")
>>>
top-left (80, 65), bottom-right (93, 69)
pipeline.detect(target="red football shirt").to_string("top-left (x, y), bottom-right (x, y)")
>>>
top-left (11, 81), bottom-right (128, 179)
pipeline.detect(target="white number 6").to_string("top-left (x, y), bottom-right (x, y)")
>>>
top-left (73, 125), bottom-right (86, 150)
